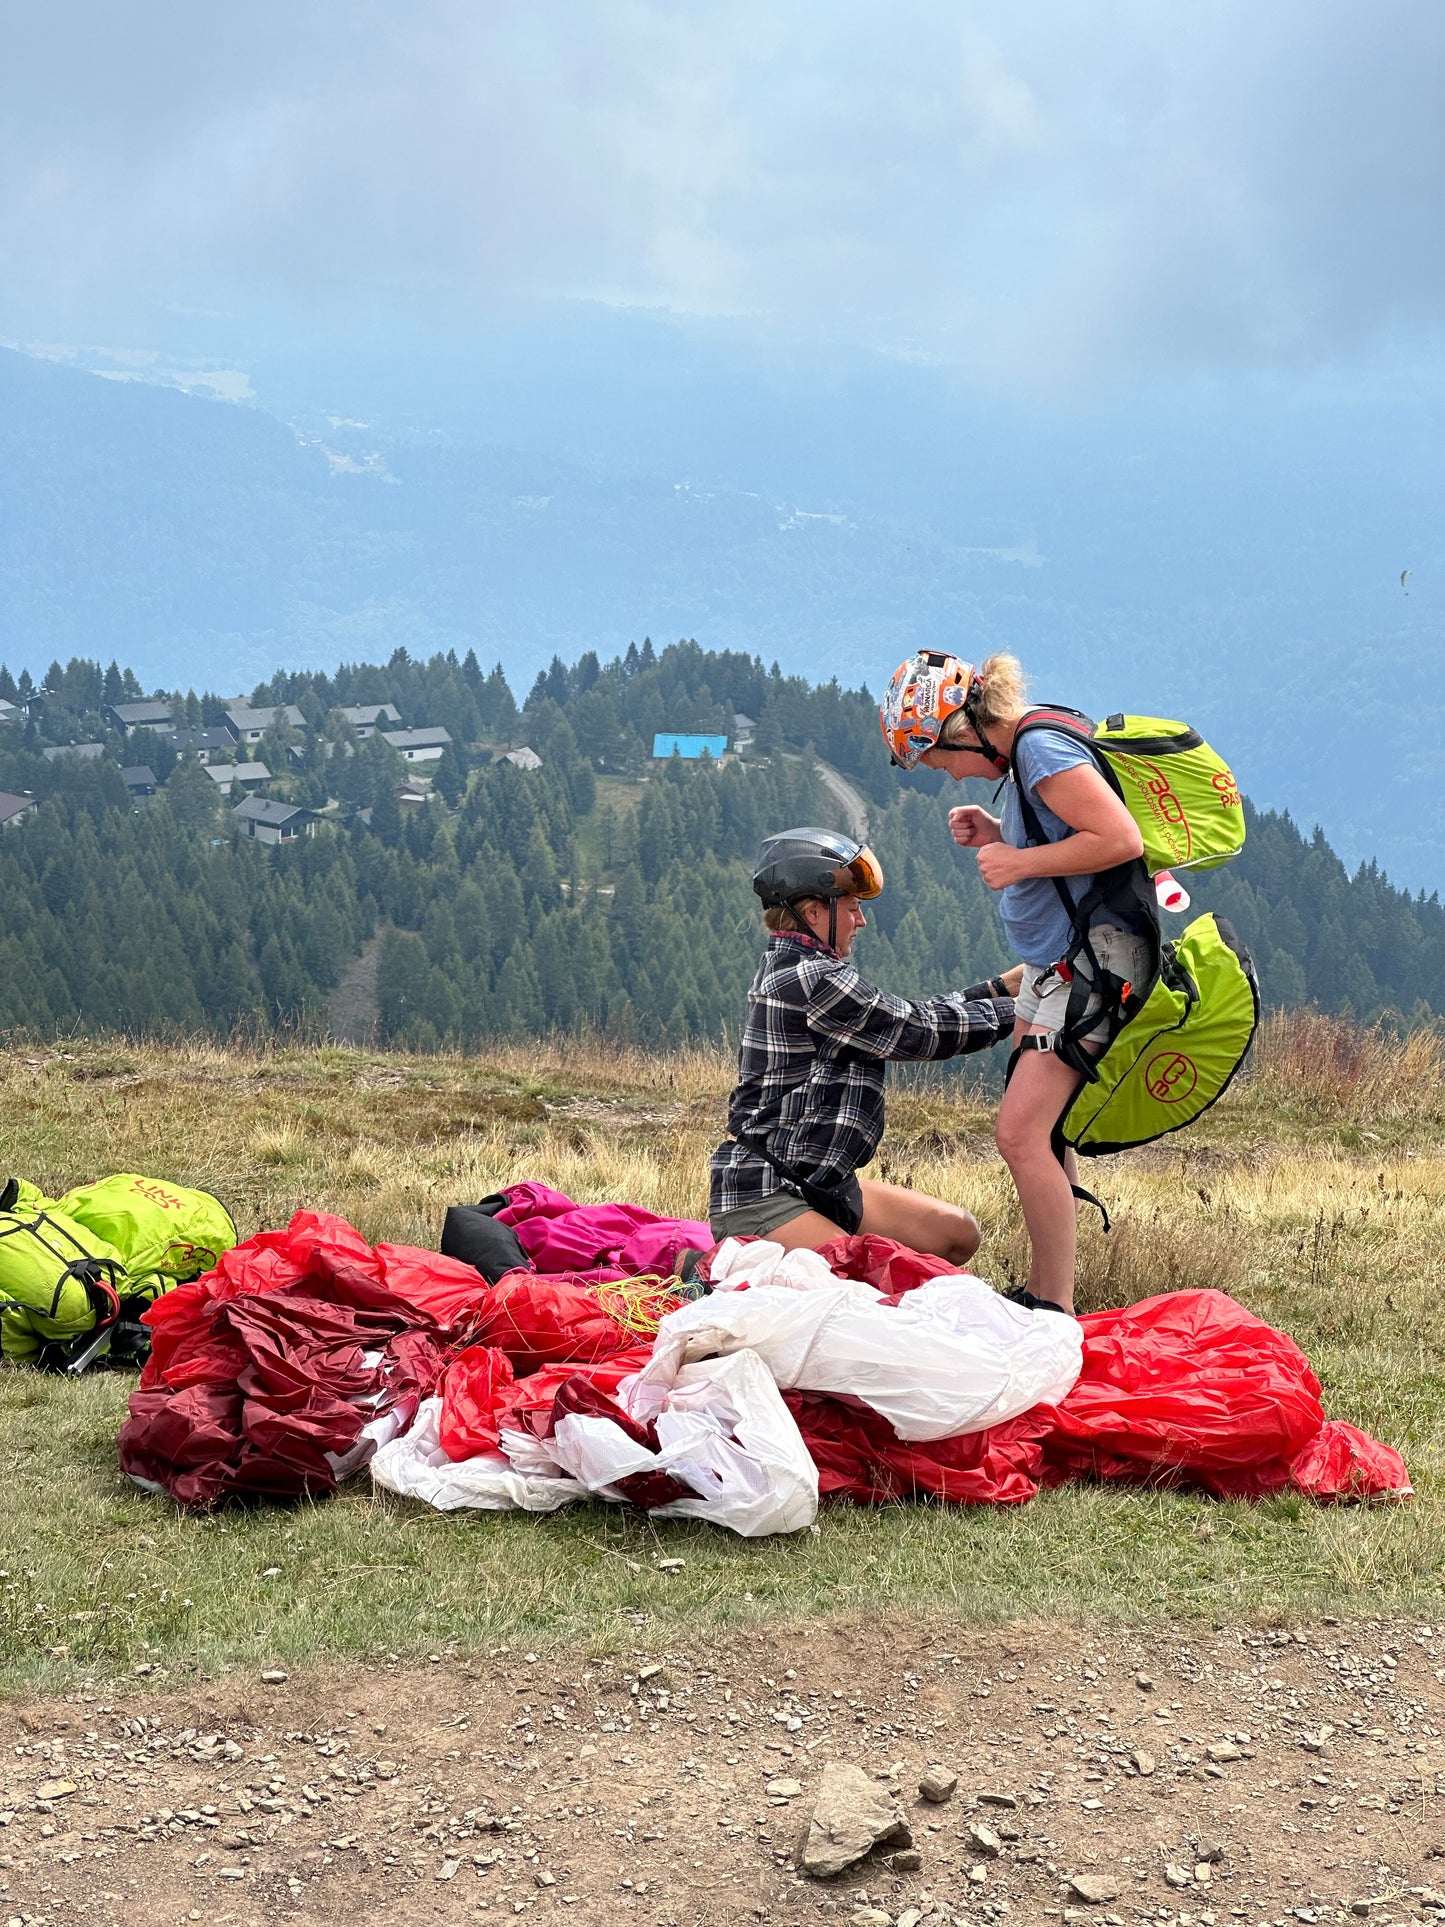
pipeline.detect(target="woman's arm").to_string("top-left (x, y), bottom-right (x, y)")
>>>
top-left (803, 963), bottom-right (1014, 1062)
top-left (975, 763), bottom-right (1143, 889)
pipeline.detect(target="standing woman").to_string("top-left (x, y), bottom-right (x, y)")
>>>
top-left (708, 828), bottom-right (1018, 1265)
top-left (880, 651), bottom-right (1150, 1315)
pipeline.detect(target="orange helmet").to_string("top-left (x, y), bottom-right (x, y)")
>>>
top-left (879, 650), bottom-right (980, 768)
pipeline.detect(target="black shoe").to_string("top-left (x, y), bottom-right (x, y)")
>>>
top-left (1001, 1284), bottom-right (1078, 1318)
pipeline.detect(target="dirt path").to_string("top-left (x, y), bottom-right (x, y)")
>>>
top-left (327, 936), bottom-right (380, 1045)
top-left (6, 1617), bottom-right (1444, 1927)
top-left (812, 760), bottom-right (870, 844)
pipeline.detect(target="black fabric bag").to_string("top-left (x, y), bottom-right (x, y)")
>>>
top-left (440, 1203), bottom-right (532, 1284)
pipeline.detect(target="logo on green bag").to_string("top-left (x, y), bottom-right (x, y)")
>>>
top-left (1211, 766), bottom-right (1242, 810)
top-left (1145, 1050), bottom-right (1198, 1103)
top-left (1125, 760), bottom-right (1192, 866)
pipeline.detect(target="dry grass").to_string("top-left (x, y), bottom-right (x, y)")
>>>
top-left (1239, 1008), bottom-right (1445, 1133)
top-left (1, 1012), bottom-right (1442, 1693)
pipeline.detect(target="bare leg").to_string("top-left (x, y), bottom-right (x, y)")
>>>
top-left (752, 1182), bottom-right (981, 1266)
top-left (995, 1029), bottom-right (1084, 1310)
top-left (765, 1206), bottom-right (857, 1252)
top-left (856, 1178), bottom-right (980, 1267)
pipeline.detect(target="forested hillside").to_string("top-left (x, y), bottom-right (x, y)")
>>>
top-left (0, 640), bottom-right (1440, 1048)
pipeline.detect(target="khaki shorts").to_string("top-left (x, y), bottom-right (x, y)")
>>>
top-left (709, 1189), bottom-right (813, 1241)
top-left (1015, 923), bottom-right (1151, 1046)
top-left (710, 1172), bottom-right (864, 1242)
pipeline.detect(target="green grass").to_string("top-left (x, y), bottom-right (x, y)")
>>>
top-left (2, 1018), bottom-right (1444, 1696)
top-left (5, 1372), bottom-right (1441, 1697)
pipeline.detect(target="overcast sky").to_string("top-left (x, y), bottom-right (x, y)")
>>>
top-left (3, 0), bottom-right (1443, 384)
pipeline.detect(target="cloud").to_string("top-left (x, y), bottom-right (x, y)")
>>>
top-left (2, 0), bottom-right (1443, 377)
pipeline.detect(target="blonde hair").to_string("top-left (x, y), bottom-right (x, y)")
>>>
top-left (763, 903), bottom-right (808, 932)
top-left (940, 651), bottom-right (1028, 744)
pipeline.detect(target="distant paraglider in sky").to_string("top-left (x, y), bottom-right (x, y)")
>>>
top-left (1401, 569), bottom-right (1411, 593)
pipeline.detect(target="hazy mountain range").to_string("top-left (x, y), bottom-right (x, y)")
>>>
top-left (2, 314), bottom-right (1440, 887)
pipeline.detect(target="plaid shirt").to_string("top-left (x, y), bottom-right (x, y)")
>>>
top-left (709, 933), bottom-right (1014, 1217)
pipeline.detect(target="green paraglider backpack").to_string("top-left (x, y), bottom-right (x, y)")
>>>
top-left (1006, 706), bottom-right (1258, 1183)
top-left (58, 1174), bottom-right (237, 1297)
top-left (1018, 708), bottom-right (1246, 877)
top-left (0, 1186), bottom-right (128, 1369)
top-left (1056, 912), bottom-right (1260, 1156)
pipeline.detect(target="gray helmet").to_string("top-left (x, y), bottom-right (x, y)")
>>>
top-left (752, 828), bottom-right (884, 908)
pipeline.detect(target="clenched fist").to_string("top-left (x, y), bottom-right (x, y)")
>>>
top-left (949, 805), bottom-right (1002, 849)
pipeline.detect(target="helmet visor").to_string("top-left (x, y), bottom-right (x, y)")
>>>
top-left (829, 845), bottom-right (883, 899)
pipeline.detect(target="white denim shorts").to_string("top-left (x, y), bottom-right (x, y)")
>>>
top-left (1015, 923), bottom-right (1152, 1045)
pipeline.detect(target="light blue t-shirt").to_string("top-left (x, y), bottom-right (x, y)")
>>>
top-left (995, 729), bottom-right (1094, 965)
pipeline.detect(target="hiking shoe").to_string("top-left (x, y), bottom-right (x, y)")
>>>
top-left (1001, 1284), bottom-right (1078, 1318)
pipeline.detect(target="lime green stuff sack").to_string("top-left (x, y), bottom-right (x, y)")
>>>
top-left (9, 1179), bottom-right (59, 1214)
top-left (58, 1174), bottom-right (237, 1298)
top-left (0, 1205), bottom-right (127, 1365)
top-left (1060, 913), bottom-right (1260, 1156)
top-left (1089, 714), bottom-right (1245, 874)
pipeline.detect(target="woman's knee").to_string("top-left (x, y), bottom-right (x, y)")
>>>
top-left (995, 1104), bottom-right (1042, 1169)
top-left (942, 1209), bottom-right (981, 1264)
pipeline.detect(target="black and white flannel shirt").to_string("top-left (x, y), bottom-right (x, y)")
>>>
top-left (708, 932), bottom-right (1015, 1218)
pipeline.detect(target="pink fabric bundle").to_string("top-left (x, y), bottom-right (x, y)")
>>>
top-left (494, 1182), bottom-right (710, 1280)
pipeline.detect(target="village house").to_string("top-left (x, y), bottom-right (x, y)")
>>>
top-left (0, 790), bottom-right (38, 830)
top-left (104, 699), bottom-right (175, 736)
top-left (223, 703), bottom-right (307, 747)
top-left (652, 732), bottom-right (729, 761)
top-left (42, 742), bottom-right (105, 763)
top-left (381, 725), bottom-right (452, 764)
top-left (168, 726), bottom-right (233, 763)
top-left (332, 703), bottom-right (402, 738)
top-left (231, 796), bottom-right (321, 845)
top-left (205, 761), bottom-right (271, 797)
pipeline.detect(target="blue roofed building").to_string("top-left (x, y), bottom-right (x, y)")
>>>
top-left (652, 732), bottom-right (728, 761)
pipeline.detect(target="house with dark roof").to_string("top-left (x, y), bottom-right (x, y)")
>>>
top-left (0, 790), bottom-right (38, 830)
top-left (120, 766), bottom-right (158, 799)
top-left (104, 700), bottom-right (175, 735)
top-left (231, 796), bottom-right (321, 845)
top-left (169, 726), bottom-right (233, 763)
top-left (42, 742), bottom-right (105, 763)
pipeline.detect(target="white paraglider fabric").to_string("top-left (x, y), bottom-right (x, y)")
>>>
top-left (631, 1238), bottom-right (1083, 1441)
top-left (372, 1236), bottom-right (1080, 1531)
top-left (373, 1353), bottom-right (819, 1537)
top-left (370, 1398), bottom-right (587, 1513)
top-left (550, 1349), bottom-right (818, 1537)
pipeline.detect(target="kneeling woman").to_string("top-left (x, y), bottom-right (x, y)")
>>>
top-left (708, 828), bottom-right (1018, 1264)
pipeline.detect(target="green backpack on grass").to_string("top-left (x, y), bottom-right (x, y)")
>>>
top-left (0, 1190), bottom-right (128, 1369)
top-left (1009, 707), bottom-right (1259, 1171)
top-left (0, 1173), bottom-right (237, 1371)
top-left (58, 1173), bottom-right (237, 1297)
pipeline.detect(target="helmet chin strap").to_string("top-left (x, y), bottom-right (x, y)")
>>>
top-left (784, 897), bottom-right (842, 952)
top-left (960, 698), bottom-right (1010, 775)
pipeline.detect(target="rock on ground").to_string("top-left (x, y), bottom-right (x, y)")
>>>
top-left (802, 1762), bottom-right (913, 1877)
